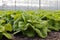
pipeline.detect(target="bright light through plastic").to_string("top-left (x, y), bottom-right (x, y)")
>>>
top-left (1, 0), bottom-right (39, 7)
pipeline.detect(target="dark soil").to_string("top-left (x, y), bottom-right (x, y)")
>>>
top-left (2, 31), bottom-right (60, 40)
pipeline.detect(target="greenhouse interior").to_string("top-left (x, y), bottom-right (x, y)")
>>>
top-left (0, 0), bottom-right (60, 40)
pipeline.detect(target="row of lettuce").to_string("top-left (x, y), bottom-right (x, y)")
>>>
top-left (0, 10), bottom-right (60, 39)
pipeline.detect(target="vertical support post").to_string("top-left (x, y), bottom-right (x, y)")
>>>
top-left (28, 0), bottom-right (30, 10)
top-left (57, 0), bottom-right (58, 10)
top-left (15, 0), bottom-right (16, 11)
top-left (39, 0), bottom-right (41, 9)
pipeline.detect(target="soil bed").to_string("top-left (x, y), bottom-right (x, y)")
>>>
top-left (2, 31), bottom-right (60, 40)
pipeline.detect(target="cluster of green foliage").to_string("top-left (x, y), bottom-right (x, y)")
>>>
top-left (0, 10), bottom-right (60, 39)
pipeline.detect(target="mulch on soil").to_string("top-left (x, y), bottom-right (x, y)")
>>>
top-left (2, 31), bottom-right (60, 40)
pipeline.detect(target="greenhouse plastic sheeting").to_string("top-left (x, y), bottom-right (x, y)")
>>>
top-left (0, 0), bottom-right (60, 10)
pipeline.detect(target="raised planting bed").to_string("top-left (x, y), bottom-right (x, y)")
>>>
top-left (0, 10), bottom-right (60, 40)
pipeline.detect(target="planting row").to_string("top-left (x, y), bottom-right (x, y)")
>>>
top-left (0, 10), bottom-right (60, 39)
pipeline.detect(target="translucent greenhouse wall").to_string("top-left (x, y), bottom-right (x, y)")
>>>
top-left (0, 0), bottom-right (60, 10)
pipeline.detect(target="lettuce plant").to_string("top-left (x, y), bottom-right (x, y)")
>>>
top-left (0, 11), bottom-right (12, 39)
top-left (0, 10), bottom-right (60, 39)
